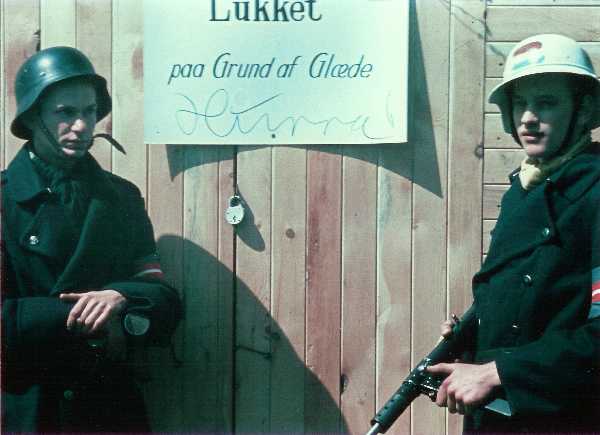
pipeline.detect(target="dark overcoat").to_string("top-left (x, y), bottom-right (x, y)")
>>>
top-left (465, 147), bottom-right (600, 433)
top-left (1, 145), bottom-right (181, 432)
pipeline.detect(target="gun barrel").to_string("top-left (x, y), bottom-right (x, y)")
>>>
top-left (366, 422), bottom-right (381, 435)
top-left (368, 307), bottom-right (477, 433)
top-left (369, 379), bottom-right (420, 433)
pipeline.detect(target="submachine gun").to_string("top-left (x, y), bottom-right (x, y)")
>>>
top-left (366, 306), bottom-right (512, 435)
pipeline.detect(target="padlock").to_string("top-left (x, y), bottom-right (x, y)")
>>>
top-left (225, 195), bottom-right (245, 225)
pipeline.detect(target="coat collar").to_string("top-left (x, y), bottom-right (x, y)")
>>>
top-left (3, 143), bottom-right (118, 203)
top-left (3, 143), bottom-right (48, 203)
top-left (545, 146), bottom-right (600, 202)
top-left (506, 145), bottom-right (600, 198)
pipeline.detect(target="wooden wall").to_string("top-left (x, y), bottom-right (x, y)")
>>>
top-left (1, 1), bottom-right (599, 434)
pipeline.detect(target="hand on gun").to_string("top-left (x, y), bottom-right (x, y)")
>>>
top-left (427, 360), bottom-right (501, 415)
top-left (366, 307), bottom-right (511, 434)
top-left (426, 315), bottom-right (501, 415)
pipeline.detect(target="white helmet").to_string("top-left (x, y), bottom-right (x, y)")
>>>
top-left (488, 34), bottom-right (600, 134)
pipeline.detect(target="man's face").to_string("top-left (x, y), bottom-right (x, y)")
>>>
top-left (511, 74), bottom-right (575, 161)
top-left (28, 79), bottom-right (97, 168)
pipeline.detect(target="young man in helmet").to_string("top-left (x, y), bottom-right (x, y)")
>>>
top-left (1, 46), bottom-right (181, 432)
top-left (427, 34), bottom-right (600, 432)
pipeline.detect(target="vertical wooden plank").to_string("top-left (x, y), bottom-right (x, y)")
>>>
top-left (112, 0), bottom-right (145, 195)
top-left (217, 146), bottom-right (235, 433)
top-left (235, 146), bottom-right (272, 432)
top-left (146, 145), bottom-right (184, 431)
top-left (447, 1), bottom-right (486, 433)
top-left (168, 146), bottom-right (234, 433)
top-left (411, 0), bottom-right (450, 433)
top-left (376, 144), bottom-right (414, 435)
top-left (305, 146), bottom-right (342, 433)
top-left (40, 0), bottom-right (75, 48)
top-left (4, 0), bottom-right (39, 165)
top-left (341, 146), bottom-right (378, 434)
top-left (270, 146), bottom-right (307, 432)
top-left (181, 146), bottom-right (224, 431)
top-left (77, 0), bottom-right (112, 171)
top-left (147, 147), bottom-right (184, 289)
top-left (448, 0), bottom-right (485, 312)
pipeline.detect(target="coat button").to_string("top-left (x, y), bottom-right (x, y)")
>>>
top-left (522, 274), bottom-right (533, 285)
top-left (541, 227), bottom-right (551, 238)
top-left (29, 235), bottom-right (40, 245)
top-left (63, 389), bottom-right (75, 401)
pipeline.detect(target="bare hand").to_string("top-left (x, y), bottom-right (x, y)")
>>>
top-left (60, 290), bottom-right (127, 335)
top-left (427, 362), bottom-right (501, 415)
top-left (437, 315), bottom-right (458, 343)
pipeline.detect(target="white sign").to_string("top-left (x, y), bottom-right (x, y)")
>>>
top-left (144, 0), bottom-right (409, 145)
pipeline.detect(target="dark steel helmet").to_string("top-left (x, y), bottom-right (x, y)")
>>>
top-left (10, 46), bottom-right (111, 139)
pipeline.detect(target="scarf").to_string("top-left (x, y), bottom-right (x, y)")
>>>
top-left (519, 132), bottom-right (592, 190)
top-left (29, 150), bottom-right (92, 236)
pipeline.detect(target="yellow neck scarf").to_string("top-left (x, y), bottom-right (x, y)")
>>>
top-left (519, 132), bottom-right (592, 190)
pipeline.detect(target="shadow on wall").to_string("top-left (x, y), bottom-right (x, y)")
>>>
top-left (138, 234), bottom-right (347, 433)
top-left (137, 4), bottom-right (451, 430)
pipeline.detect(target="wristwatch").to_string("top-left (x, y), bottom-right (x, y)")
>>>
top-left (123, 313), bottom-right (150, 336)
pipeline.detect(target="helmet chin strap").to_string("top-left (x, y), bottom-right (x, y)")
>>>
top-left (34, 106), bottom-right (67, 157)
top-left (560, 92), bottom-right (585, 151)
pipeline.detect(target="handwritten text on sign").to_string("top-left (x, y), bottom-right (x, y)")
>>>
top-left (144, 0), bottom-right (409, 145)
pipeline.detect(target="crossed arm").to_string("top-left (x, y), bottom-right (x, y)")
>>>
top-left (60, 289), bottom-right (126, 334)
top-left (60, 289), bottom-right (128, 360)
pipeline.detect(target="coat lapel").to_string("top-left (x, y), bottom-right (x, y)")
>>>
top-left (6, 146), bottom-right (80, 266)
top-left (475, 177), bottom-right (555, 279)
